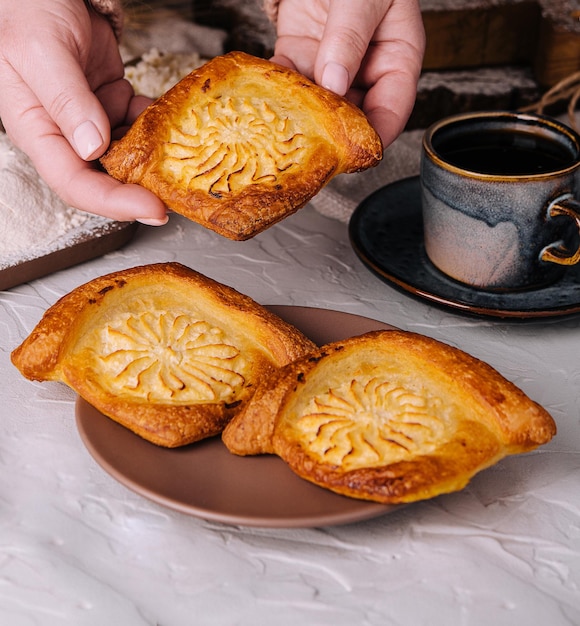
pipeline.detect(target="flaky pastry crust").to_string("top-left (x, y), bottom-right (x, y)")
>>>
top-left (101, 51), bottom-right (382, 240)
top-left (11, 263), bottom-right (316, 447)
top-left (222, 330), bottom-right (556, 504)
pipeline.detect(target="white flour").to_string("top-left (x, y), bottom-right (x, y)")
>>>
top-left (0, 133), bottom-right (90, 262)
top-left (0, 43), bottom-right (204, 268)
top-left (124, 48), bottom-right (205, 98)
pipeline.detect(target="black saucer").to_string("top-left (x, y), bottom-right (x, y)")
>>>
top-left (348, 177), bottom-right (580, 319)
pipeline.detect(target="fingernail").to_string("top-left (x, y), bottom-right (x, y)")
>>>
top-left (321, 62), bottom-right (350, 96)
top-left (136, 215), bottom-right (169, 226)
top-left (73, 120), bottom-right (104, 160)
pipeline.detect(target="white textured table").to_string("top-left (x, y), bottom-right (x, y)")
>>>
top-left (1, 206), bottom-right (579, 625)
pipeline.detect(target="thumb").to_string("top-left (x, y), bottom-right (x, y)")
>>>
top-left (39, 48), bottom-right (112, 160)
top-left (314, 0), bottom-right (384, 96)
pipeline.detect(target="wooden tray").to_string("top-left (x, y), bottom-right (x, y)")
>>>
top-left (421, 0), bottom-right (580, 87)
top-left (0, 219), bottom-right (138, 291)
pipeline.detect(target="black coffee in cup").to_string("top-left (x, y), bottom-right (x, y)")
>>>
top-left (437, 130), bottom-right (575, 176)
top-left (431, 117), bottom-right (578, 177)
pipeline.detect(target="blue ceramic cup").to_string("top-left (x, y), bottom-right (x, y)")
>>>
top-left (420, 111), bottom-right (580, 291)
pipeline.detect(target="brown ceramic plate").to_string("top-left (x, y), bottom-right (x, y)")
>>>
top-left (75, 306), bottom-right (397, 528)
top-left (0, 219), bottom-right (138, 291)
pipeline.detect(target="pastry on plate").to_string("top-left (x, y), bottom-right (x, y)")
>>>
top-left (222, 330), bottom-right (556, 504)
top-left (101, 51), bottom-right (383, 240)
top-left (11, 263), bottom-right (316, 447)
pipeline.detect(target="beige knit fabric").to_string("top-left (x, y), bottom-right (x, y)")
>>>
top-left (310, 130), bottom-right (423, 223)
top-left (88, 0), bottom-right (124, 38)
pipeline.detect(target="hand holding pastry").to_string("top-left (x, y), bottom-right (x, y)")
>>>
top-left (101, 52), bottom-right (383, 240)
top-left (270, 0), bottom-right (426, 148)
top-left (0, 0), bottom-right (423, 224)
top-left (0, 0), bottom-right (167, 224)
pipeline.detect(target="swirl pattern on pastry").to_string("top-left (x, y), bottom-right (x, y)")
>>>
top-left (11, 263), bottom-right (318, 447)
top-left (296, 377), bottom-right (445, 470)
top-left (222, 329), bottom-right (557, 503)
top-left (165, 97), bottom-right (306, 197)
top-left (93, 310), bottom-right (245, 403)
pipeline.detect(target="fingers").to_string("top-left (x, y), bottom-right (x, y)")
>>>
top-left (273, 0), bottom-right (425, 148)
top-left (126, 95), bottom-right (155, 125)
top-left (22, 46), bottom-right (112, 162)
top-left (269, 53), bottom-right (297, 71)
top-left (356, 0), bottom-right (425, 147)
top-left (0, 4), bottom-right (167, 223)
top-left (1, 54), bottom-right (109, 159)
top-left (22, 144), bottom-right (168, 225)
top-left (94, 78), bottom-right (134, 135)
top-left (270, 37), bottom-right (321, 78)
top-left (0, 70), bottom-right (166, 222)
top-left (22, 118), bottom-right (167, 223)
top-left (360, 74), bottom-right (417, 148)
top-left (313, 0), bottom-right (386, 96)
top-left (2, 4), bottom-right (125, 160)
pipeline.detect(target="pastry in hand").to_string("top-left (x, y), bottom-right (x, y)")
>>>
top-left (11, 263), bottom-right (316, 447)
top-left (101, 51), bottom-right (383, 240)
top-left (222, 330), bottom-right (556, 504)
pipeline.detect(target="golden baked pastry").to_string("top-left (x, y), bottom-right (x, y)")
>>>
top-left (222, 330), bottom-right (556, 504)
top-left (11, 263), bottom-right (316, 447)
top-left (101, 51), bottom-right (382, 240)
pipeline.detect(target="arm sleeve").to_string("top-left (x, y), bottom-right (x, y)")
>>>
top-left (87, 0), bottom-right (125, 39)
top-left (89, 1), bottom-right (278, 37)
top-left (262, 0), bottom-right (280, 23)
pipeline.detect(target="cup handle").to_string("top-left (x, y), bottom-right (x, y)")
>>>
top-left (540, 194), bottom-right (580, 266)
